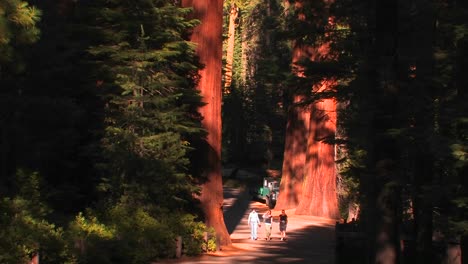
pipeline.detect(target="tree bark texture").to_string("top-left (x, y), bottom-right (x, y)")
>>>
top-left (181, 0), bottom-right (231, 247)
top-left (276, 95), bottom-right (310, 210)
top-left (296, 81), bottom-right (339, 218)
top-left (278, 0), bottom-right (339, 218)
top-left (224, 3), bottom-right (238, 89)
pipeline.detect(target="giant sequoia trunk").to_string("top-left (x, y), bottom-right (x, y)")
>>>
top-left (296, 80), bottom-right (339, 218)
top-left (278, 0), bottom-right (339, 218)
top-left (181, 0), bottom-right (231, 247)
top-left (276, 94), bottom-right (310, 209)
top-left (276, 22), bottom-right (312, 209)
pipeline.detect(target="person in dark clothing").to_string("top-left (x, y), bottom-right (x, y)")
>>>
top-left (279, 209), bottom-right (288, 241)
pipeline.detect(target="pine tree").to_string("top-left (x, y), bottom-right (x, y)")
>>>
top-left (87, 0), bottom-right (204, 210)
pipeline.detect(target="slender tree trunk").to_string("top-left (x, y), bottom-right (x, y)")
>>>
top-left (240, 28), bottom-right (248, 84)
top-left (224, 3), bottom-right (238, 89)
top-left (181, 0), bottom-right (231, 247)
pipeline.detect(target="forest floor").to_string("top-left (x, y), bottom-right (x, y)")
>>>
top-left (157, 169), bottom-right (338, 264)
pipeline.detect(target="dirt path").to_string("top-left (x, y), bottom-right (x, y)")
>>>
top-left (161, 185), bottom-right (338, 264)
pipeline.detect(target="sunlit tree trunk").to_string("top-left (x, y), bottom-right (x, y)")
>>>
top-left (294, 42), bottom-right (339, 219)
top-left (224, 3), bottom-right (238, 90)
top-left (278, 0), bottom-right (339, 218)
top-left (240, 28), bottom-right (249, 83)
top-left (276, 93), bottom-right (310, 209)
top-left (181, 0), bottom-right (231, 247)
top-left (299, 8), bottom-right (340, 219)
top-left (276, 0), bottom-right (310, 207)
top-left (276, 0), bottom-right (309, 211)
top-left (296, 79), bottom-right (339, 218)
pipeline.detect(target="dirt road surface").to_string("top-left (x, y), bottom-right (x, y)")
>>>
top-left (160, 186), bottom-right (337, 264)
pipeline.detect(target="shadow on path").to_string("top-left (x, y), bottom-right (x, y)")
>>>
top-left (159, 170), bottom-right (337, 264)
top-left (164, 221), bottom-right (336, 264)
top-left (243, 225), bottom-right (335, 264)
top-left (222, 187), bottom-right (253, 234)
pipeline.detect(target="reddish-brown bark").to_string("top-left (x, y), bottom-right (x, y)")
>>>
top-left (278, 1), bottom-right (339, 218)
top-left (296, 80), bottom-right (339, 218)
top-left (275, 3), bottom-right (311, 208)
top-left (181, 0), bottom-right (231, 247)
top-left (275, 95), bottom-right (310, 210)
top-left (224, 3), bottom-right (238, 90)
top-left (29, 253), bottom-right (39, 264)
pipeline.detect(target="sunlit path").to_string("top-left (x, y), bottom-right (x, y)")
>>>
top-left (160, 184), bottom-right (337, 264)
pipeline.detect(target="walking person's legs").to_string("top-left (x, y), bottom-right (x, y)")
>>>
top-left (279, 222), bottom-right (287, 240)
top-left (250, 224), bottom-right (255, 240)
top-left (252, 223), bottom-right (258, 240)
top-left (265, 223), bottom-right (271, 240)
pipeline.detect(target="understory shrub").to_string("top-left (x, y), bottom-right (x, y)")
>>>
top-left (68, 198), bottom-right (213, 263)
top-left (0, 170), bottom-right (72, 264)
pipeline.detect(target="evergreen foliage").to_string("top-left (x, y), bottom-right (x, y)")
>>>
top-left (0, 0), bottom-right (213, 262)
top-left (330, 0), bottom-right (468, 261)
top-left (85, 0), bottom-right (204, 208)
top-left (0, 170), bottom-right (69, 264)
top-left (0, 0), bottom-right (41, 67)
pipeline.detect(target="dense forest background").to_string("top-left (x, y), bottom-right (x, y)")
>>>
top-left (0, 0), bottom-right (467, 263)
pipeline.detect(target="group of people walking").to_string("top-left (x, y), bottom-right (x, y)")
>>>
top-left (247, 209), bottom-right (288, 241)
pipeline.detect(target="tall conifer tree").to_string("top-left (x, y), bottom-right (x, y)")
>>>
top-left (87, 0), bottom-right (205, 212)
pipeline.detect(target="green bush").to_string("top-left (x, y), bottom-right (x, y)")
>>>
top-left (0, 170), bottom-right (72, 264)
top-left (175, 215), bottom-right (217, 255)
top-left (67, 203), bottom-right (173, 264)
top-left (2, 170), bottom-right (213, 263)
top-left (68, 197), bottom-right (211, 263)
top-left (0, 197), bottom-right (64, 263)
top-left (204, 228), bottom-right (217, 253)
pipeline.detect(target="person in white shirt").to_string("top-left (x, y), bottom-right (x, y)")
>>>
top-left (247, 209), bottom-right (260, 240)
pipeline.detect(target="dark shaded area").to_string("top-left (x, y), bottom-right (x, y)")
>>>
top-left (0, 0), bottom-right (102, 216)
top-left (223, 187), bottom-right (252, 234)
top-left (245, 225), bottom-right (335, 264)
top-left (222, 169), bottom-right (263, 234)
